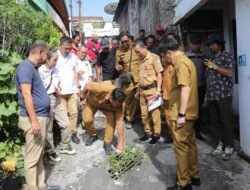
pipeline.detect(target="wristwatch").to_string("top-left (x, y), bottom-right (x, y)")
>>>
top-left (178, 112), bottom-right (186, 117)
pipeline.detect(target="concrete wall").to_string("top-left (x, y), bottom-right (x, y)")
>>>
top-left (235, 0), bottom-right (250, 156)
top-left (117, 0), bottom-right (175, 37)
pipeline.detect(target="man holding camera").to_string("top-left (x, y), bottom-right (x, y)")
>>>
top-left (115, 32), bottom-right (140, 129)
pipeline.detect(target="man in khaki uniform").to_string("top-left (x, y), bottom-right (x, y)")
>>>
top-left (134, 40), bottom-right (163, 144)
top-left (115, 32), bottom-right (140, 129)
top-left (161, 58), bottom-right (174, 142)
top-left (80, 82), bottom-right (125, 155)
top-left (162, 39), bottom-right (200, 190)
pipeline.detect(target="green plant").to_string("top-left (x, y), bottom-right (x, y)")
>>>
top-left (0, 51), bottom-right (25, 188)
top-left (108, 146), bottom-right (145, 179)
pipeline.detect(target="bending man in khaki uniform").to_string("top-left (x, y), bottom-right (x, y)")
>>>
top-left (80, 82), bottom-right (125, 155)
top-left (134, 40), bottom-right (163, 144)
top-left (115, 32), bottom-right (140, 129)
top-left (162, 39), bottom-right (200, 190)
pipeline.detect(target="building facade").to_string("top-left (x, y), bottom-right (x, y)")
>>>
top-left (114, 0), bottom-right (175, 37)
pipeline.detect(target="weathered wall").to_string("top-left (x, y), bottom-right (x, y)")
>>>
top-left (117, 0), bottom-right (175, 37)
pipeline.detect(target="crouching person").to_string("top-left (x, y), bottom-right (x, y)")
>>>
top-left (39, 49), bottom-right (76, 163)
top-left (80, 82), bottom-right (125, 155)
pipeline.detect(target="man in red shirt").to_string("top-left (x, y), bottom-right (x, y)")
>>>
top-left (85, 33), bottom-right (101, 80)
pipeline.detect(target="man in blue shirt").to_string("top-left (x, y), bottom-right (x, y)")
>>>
top-left (16, 40), bottom-right (59, 190)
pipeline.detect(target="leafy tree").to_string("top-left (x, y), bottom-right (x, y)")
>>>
top-left (0, 0), bottom-right (62, 56)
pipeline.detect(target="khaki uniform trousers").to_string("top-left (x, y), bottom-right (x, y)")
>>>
top-left (122, 80), bottom-right (140, 122)
top-left (163, 100), bottom-right (171, 132)
top-left (83, 103), bottom-right (116, 144)
top-left (46, 94), bottom-right (71, 153)
top-left (140, 88), bottom-right (161, 137)
top-left (171, 120), bottom-right (199, 186)
top-left (61, 93), bottom-right (78, 133)
top-left (19, 116), bottom-right (48, 190)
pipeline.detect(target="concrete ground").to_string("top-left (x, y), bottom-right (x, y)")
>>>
top-left (46, 114), bottom-right (250, 190)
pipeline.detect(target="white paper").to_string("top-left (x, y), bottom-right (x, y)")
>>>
top-left (147, 95), bottom-right (163, 112)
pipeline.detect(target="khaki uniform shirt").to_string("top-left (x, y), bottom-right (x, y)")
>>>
top-left (86, 82), bottom-right (124, 121)
top-left (139, 53), bottom-right (163, 87)
top-left (162, 62), bottom-right (174, 101)
top-left (116, 47), bottom-right (139, 83)
top-left (170, 52), bottom-right (198, 121)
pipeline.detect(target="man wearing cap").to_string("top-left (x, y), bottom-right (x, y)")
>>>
top-left (186, 36), bottom-right (206, 141)
top-left (204, 33), bottom-right (235, 161)
top-left (115, 32), bottom-right (140, 129)
top-left (162, 39), bottom-right (200, 190)
top-left (97, 38), bottom-right (119, 83)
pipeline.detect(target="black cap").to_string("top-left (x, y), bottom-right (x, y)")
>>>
top-left (206, 33), bottom-right (225, 45)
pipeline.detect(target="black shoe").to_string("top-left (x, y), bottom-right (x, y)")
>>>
top-left (85, 135), bottom-right (97, 146)
top-left (149, 135), bottom-right (160, 145)
top-left (196, 133), bottom-right (205, 141)
top-left (190, 178), bottom-right (201, 186)
top-left (176, 176), bottom-right (201, 187)
top-left (167, 183), bottom-right (192, 190)
top-left (139, 134), bottom-right (150, 142)
top-left (71, 133), bottom-right (80, 144)
top-left (164, 137), bottom-right (173, 144)
top-left (104, 144), bottom-right (113, 155)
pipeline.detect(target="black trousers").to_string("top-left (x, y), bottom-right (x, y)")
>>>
top-left (194, 85), bottom-right (206, 134)
top-left (208, 97), bottom-right (234, 147)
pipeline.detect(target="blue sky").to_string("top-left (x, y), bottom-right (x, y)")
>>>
top-left (66, 0), bottom-right (118, 21)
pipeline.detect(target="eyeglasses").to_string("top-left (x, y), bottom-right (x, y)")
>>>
top-left (121, 40), bottom-right (129, 44)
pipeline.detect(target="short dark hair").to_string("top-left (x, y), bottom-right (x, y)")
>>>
top-left (159, 39), bottom-right (179, 53)
top-left (128, 35), bottom-right (135, 42)
top-left (119, 31), bottom-right (129, 40)
top-left (146, 34), bottom-right (156, 40)
top-left (60, 36), bottom-right (73, 45)
top-left (111, 88), bottom-right (125, 102)
top-left (111, 37), bottom-right (119, 42)
top-left (72, 34), bottom-right (79, 40)
top-left (139, 29), bottom-right (145, 33)
top-left (28, 40), bottom-right (49, 55)
top-left (135, 39), bottom-right (146, 48)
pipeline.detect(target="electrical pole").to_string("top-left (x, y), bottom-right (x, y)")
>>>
top-left (78, 0), bottom-right (82, 36)
top-left (69, 0), bottom-right (73, 37)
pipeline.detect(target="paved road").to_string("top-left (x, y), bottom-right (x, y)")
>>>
top-left (46, 115), bottom-right (250, 190)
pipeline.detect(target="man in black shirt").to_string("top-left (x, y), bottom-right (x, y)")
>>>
top-left (97, 38), bottom-right (119, 82)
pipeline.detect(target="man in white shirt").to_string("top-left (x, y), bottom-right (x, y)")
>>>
top-left (39, 49), bottom-right (76, 162)
top-left (76, 45), bottom-right (93, 129)
top-left (77, 45), bottom-right (93, 90)
top-left (56, 36), bottom-right (81, 144)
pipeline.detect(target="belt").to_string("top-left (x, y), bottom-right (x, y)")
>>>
top-left (141, 83), bottom-right (156, 90)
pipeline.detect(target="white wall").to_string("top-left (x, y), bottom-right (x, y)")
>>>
top-left (235, 0), bottom-right (250, 156)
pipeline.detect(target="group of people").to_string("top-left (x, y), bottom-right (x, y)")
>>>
top-left (15, 27), bottom-right (235, 190)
